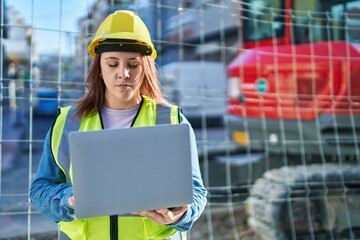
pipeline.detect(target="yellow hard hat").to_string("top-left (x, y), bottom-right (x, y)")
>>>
top-left (88, 10), bottom-right (157, 59)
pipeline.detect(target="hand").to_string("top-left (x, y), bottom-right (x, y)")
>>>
top-left (68, 195), bottom-right (75, 208)
top-left (133, 205), bottom-right (188, 225)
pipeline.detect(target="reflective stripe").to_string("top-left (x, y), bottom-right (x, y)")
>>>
top-left (58, 106), bottom-right (82, 183)
top-left (156, 104), bottom-right (179, 125)
top-left (52, 106), bottom-right (71, 180)
top-left (156, 104), bottom-right (171, 124)
top-left (58, 231), bottom-right (71, 240)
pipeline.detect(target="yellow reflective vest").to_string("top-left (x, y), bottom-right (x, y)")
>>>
top-left (51, 96), bottom-right (180, 240)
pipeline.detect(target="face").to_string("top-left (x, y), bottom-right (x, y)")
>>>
top-left (100, 51), bottom-right (143, 109)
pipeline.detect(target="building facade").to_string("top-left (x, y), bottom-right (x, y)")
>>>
top-left (159, 0), bottom-right (241, 65)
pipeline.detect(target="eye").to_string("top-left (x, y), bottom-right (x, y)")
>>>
top-left (108, 63), bottom-right (118, 68)
top-left (105, 60), bottom-right (118, 67)
top-left (128, 62), bottom-right (139, 68)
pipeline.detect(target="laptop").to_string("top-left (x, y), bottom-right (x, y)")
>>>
top-left (69, 124), bottom-right (193, 219)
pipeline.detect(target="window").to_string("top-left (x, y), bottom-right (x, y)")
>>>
top-left (243, 0), bottom-right (285, 42)
top-left (322, 0), bottom-right (360, 43)
top-left (293, 0), bottom-right (360, 44)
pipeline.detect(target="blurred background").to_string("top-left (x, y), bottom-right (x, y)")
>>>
top-left (1, 0), bottom-right (360, 239)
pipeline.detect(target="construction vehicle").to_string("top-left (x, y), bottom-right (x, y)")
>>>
top-left (226, 0), bottom-right (360, 238)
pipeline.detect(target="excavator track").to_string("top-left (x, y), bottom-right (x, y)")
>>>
top-left (246, 164), bottom-right (360, 239)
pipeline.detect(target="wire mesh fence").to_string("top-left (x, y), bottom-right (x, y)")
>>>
top-left (1, 0), bottom-right (360, 239)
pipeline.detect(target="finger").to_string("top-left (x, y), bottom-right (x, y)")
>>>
top-left (156, 208), bottom-right (170, 215)
top-left (168, 206), bottom-right (188, 223)
top-left (157, 208), bottom-right (175, 221)
top-left (134, 209), bottom-right (184, 225)
top-left (170, 205), bottom-right (188, 214)
top-left (141, 211), bottom-right (165, 224)
top-left (68, 196), bottom-right (75, 207)
top-left (136, 210), bottom-right (161, 219)
top-left (133, 211), bottom-right (150, 217)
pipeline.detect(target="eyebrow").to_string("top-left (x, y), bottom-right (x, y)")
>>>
top-left (105, 56), bottom-right (140, 61)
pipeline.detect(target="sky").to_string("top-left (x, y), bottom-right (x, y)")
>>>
top-left (6, 0), bottom-right (97, 55)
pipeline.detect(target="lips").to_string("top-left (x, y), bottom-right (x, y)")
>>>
top-left (116, 83), bottom-right (132, 88)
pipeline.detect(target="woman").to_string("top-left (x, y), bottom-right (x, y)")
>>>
top-left (30, 10), bottom-right (207, 240)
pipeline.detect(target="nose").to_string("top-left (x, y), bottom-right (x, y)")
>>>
top-left (118, 67), bottom-right (130, 79)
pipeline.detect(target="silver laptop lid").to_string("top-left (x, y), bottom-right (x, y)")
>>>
top-left (69, 124), bottom-right (193, 219)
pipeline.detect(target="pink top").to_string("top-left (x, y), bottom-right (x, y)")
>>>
top-left (101, 104), bottom-right (140, 129)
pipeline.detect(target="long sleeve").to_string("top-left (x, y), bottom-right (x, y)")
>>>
top-left (167, 114), bottom-right (208, 232)
top-left (30, 129), bottom-right (75, 222)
